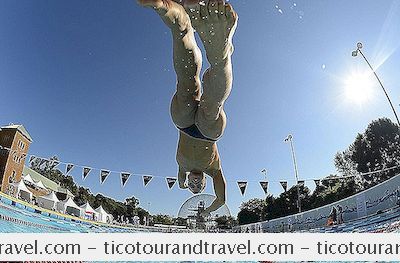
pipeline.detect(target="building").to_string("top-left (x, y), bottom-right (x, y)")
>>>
top-left (23, 166), bottom-right (75, 201)
top-left (0, 124), bottom-right (33, 194)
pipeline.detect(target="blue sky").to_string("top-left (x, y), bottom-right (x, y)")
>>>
top-left (1, 0), bottom-right (400, 217)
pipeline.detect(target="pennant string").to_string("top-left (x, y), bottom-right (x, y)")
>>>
top-left (1, 147), bottom-right (399, 185)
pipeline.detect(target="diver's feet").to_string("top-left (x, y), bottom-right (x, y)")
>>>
top-left (138, 0), bottom-right (192, 32)
top-left (184, 0), bottom-right (238, 64)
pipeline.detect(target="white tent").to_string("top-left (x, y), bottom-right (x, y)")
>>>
top-left (80, 202), bottom-right (98, 221)
top-left (37, 191), bottom-right (60, 210)
top-left (95, 205), bottom-right (113, 223)
top-left (12, 180), bottom-right (33, 202)
top-left (35, 180), bottom-right (47, 190)
top-left (23, 174), bottom-right (36, 185)
top-left (57, 197), bottom-right (82, 217)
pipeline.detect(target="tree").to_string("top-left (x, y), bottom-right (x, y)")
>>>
top-left (334, 118), bottom-right (400, 188)
top-left (215, 216), bottom-right (237, 230)
top-left (237, 198), bottom-right (266, 225)
top-left (152, 214), bottom-right (174, 225)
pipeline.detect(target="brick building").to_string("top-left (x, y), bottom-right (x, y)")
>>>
top-left (0, 124), bottom-right (33, 193)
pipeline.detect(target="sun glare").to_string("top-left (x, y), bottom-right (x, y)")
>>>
top-left (344, 71), bottom-right (375, 105)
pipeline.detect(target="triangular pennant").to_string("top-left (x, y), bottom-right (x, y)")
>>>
top-left (39, 158), bottom-right (48, 168)
top-left (166, 177), bottom-right (177, 190)
top-left (314, 179), bottom-right (320, 187)
top-left (143, 175), bottom-right (153, 187)
top-left (100, 170), bottom-right (110, 185)
top-left (237, 181), bottom-right (248, 196)
top-left (29, 155), bottom-right (36, 164)
top-left (66, 164), bottom-right (74, 175)
top-left (298, 180), bottom-right (305, 187)
top-left (121, 172), bottom-right (131, 187)
top-left (50, 160), bottom-right (60, 170)
top-left (280, 181), bottom-right (288, 192)
top-left (259, 181), bottom-right (268, 194)
top-left (83, 167), bottom-right (91, 180)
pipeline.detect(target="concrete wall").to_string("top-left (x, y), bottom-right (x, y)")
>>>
top-left (237, 173), bottom-right (400, 233)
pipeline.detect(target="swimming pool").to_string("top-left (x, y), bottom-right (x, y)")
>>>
top-left (0, 195), bottom-right (145, 233)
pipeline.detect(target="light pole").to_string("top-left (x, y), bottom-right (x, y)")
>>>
top-left (260, 168), bottom-right (267, 179)
top-left (284, 134), bottom-right (301, 213)
top-left (352, 42), bottom-right (400, 127)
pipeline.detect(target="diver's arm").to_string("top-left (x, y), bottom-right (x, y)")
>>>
top-left (202, 168), bottom-right (226, 215)
top-left (178, 166), bottom-right (188, 189)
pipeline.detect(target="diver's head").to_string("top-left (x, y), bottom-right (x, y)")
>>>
top-left (187, 171), bottom-right (206, 194)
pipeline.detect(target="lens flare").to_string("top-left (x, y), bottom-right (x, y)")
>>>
top-left (344, 71), bottom-right (376, 105)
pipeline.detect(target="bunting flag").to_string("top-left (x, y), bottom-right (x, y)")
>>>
top-left (100, 170), bottom-right (110, 185)
top-left (120, 172), bottom-right (131, 187)
top-left (280, 181), bottom-right (288, 192)
top-left (39, 158), bottom-right (48, 168)
top-left (83, 167), bottom-right (91, 180)
top-left (166, 177), bottom-right (177, 190)
top-left (237, 181), bottom-right (248, 196)
top-left (66, 163), bottom-right (74, 175)
top-left (143, 175), bottom-right (153, 187)
top-left (314, 179), bottom-right (320, 187)
top-left (29, 155), bottom-right (36, 164)
top-left (298, 180), bottom-right (305, 187)
top-left (259, 181), bottom-right (269, 194)
top-left (49, 160), bottom-right (60, 170)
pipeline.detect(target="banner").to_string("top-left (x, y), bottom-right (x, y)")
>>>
top-left (166, 177), bottom-right (177, 190)
top-left (143, 175), bottom-right (153, 187)
top-left (280, 181), bottom-right (288, 192)
top-left (120, 172), bottom-right (131, 187)
top-left (237, 181), bottom-right (247, 196)
top-left (83, 167), bottom-right (91, 180)
top-left (259, 181), bottom-right (268, 194)
top-left (100, 170), bottom-right (110, 185)
top-left (66, 163), bottom-right (74, 175)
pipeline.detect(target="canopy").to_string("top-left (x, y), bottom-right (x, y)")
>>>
top-left (38, 191), bottom-right (60, 202)
top-left (57, 197), bottom-right (82, 217)
top-left (37, 191), bottom-right (60, 210)
top-left (23, 174), bottom-right (36, 185)
top-left (80, 202), bottom-right (98, 221)
top-left (95, 205), bottom-right (113, 223)
top-left (35, 180), bottom-right (47, 190)
top-left (11, 180), bottom-right (33, 202)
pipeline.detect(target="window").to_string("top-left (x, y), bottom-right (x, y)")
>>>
top-left (9, 171), bottom-right (16, 183)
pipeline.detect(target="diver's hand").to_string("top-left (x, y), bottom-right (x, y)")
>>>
top-left (179, 181), bottom-right (188, 189)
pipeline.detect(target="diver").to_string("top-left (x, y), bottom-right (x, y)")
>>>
top-left (137, 0), bottom-right (237, 216)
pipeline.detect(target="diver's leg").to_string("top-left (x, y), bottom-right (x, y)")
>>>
top-left (185, 0), bottom-right (237, 140)
top-left (138, 0), bottom-right (203, 128)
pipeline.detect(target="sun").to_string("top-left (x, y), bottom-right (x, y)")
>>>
top-left (344, 71), bottom-right (375, 105)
